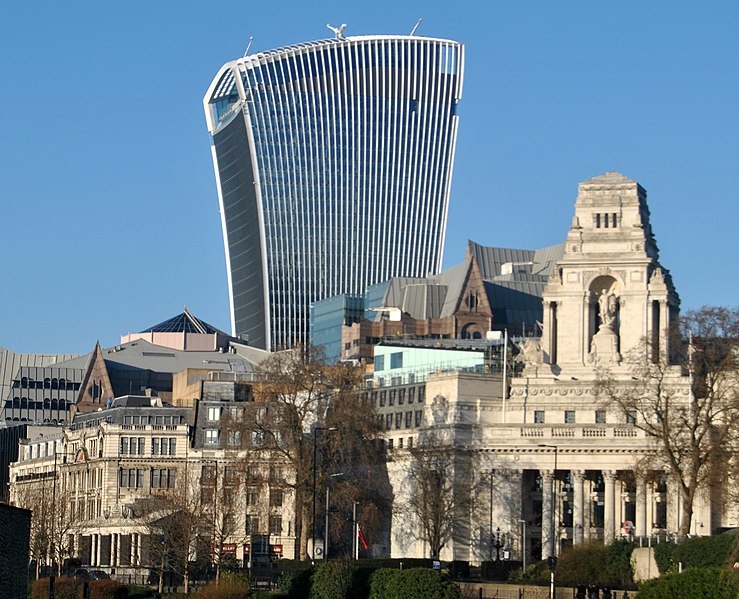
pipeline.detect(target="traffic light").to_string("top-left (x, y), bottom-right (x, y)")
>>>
top-left (548, 555), bottom-right (558, 570)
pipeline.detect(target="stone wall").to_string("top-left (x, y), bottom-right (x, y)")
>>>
top-left (0, 503), bottom-right (31, 599)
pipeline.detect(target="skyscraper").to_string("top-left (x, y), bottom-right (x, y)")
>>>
top-left (204, 33), bottom-right (464, 350)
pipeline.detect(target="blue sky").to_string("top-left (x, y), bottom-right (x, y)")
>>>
top-left (1, 2), bottom-right (737, 354)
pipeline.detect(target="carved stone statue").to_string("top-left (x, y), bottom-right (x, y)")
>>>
top-left (516, 338), bottom-right (543, 366)
top-left (598, 289), bottom-right (618, 330)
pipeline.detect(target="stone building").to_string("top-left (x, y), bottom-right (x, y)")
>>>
top-left (0, 503), bottom-right (31, 599)
top-left (385, 172), bottom-right (734, 563)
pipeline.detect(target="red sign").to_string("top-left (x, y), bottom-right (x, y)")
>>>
top-left (271, 545), bottom-right (283, 555)
top-left (222, 543), bottom-right (237, 555)
top-left (623, 520), bottom-right (635, 533)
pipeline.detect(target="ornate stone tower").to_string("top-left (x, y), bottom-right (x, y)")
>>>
top-left (539, 172), bottom-right (680, 375)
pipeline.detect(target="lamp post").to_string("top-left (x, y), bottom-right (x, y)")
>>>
top-left (488, 469), bottom-right (495, 561)
top-left (519, 519), bottom-right (527, 571)
top-left (312, 427), bottom-right (337, 562)
top-left (324, 472), bottom-right (344, 560)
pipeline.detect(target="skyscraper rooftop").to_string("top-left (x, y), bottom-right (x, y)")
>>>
top-left (204, 32), bottom-right (464, 349)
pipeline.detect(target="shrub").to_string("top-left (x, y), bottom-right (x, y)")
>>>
top-left (277, 565), bottom-right (314, 599)
top-left (369, 568), bottom-right (460, 599)
top-left (532, 541), bottom-right (634, 588)
top-left (654, 531), bottom-right (737, 574)
top-left (197, 572), bottom-right (255, 599)
top-left (31, 577), bottom-right (81, 599)
top-left (89, 579), bottom-right (124, 599)
top-left (309, 560), bottom-right (355, 599)
top-left (636, 567), bottom-right (739, 598)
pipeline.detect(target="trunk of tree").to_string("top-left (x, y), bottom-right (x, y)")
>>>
top-left (184, 559), bottom-right (190, 594)
top-left (158, 560), bottom-right (165, 594)
top-left (299, 498), bottom-right (310, 560)
top-left (678, 484), bottom-right (695, 538)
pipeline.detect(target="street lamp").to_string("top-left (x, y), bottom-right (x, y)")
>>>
top-left (488, 469), bottom-right (495, 561)
top-left (518, 519), bottom-right (527, 571)
top-left (325, 472), bottom-right (344, 560)
top-left (312, 427), bottom-right (337, 562)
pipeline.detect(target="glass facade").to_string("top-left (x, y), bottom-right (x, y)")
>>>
top-left (204, 35), bottom-right (464, 350)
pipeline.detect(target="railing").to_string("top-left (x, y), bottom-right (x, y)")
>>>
top-left (517, 424), bottom-right (643, 440)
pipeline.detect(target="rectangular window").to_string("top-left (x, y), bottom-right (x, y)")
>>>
top-left (269, 467), bottom-right (283, 482)
top-left (395, 412), bottom-right (402, 429)
top-left (379, 391), bottom-right (386, 407)
top-left (398, 437), bottom-right (404, 449)
top-left (385, 414), bottom-right (392, 429)
top-left (205, 429), bottom-right (219, 445)
top-left (390, 352), bottom-right (403, 369)
top-left (405, 411), bottom-right (412, 428)
top-left (408, 437), bottom-right (413, 449)
top-left (534, 410), bottom-right (545, 424)
top-left (564, 410), bottom-right (576, 424)
top-left (389, 390), bottom-right (396, 406)
top-left (414, 410), bottom-right (422, 427)
top-left (228, 430), bottom-right (241, 446)
top-left (169, 438), bottom-right (176, 455)
top-left (120, 438), bottom-right (128, 455)
top-left (207, 406), bottom-right (222, 421)
top-left (595, 410), bottom-right (607, 424)
top-left (246, 515), bottom-right (259, 535)
top-left (270, 489), bottom-right (284, 508)
top-left (418, 387), bottom-right (425, 403)
top-left (408, 388), bottom-right (415, 404)
top-left (269, 515), bottom-right (282, 535)
top-left (202, 465), bottom-right (216, 483)
top-left (246, 487), bottom-right (258, 507)
top-left (626, 410), bottom-right (637, 424)
top-left (151, 438), bottom-right (159, 455)
top-left (398, 389), bottom-right (405, 405)
top-left (375, 355), bottom-right (385, 372)
top-left (387, 438), bottom-right (394, 449)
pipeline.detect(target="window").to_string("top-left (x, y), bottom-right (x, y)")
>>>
top-left (564, 410), bottom-right (576, 424)
top-left (534, 410), bottom-right (545, 424)
top-left (408, 388), bottom-right (415, 404)
top-left (207, 406), bottom-right (222, 421)
top-left (385, 414), bottom-right (392, 429)
top-left (251, 431), bottom-right (265, 447)
top-left (269, 515), bottom-right (282, 535)
top-left (595, 410), bottom-right (607, 424)
top-left (389, 390), bottom-right (396, 406)
top-left (246, 487), bottom-right (258, 507)
top-left (379, 391), bottom-right (386, 407)
top-left (151, 468), bottom-right (176, 489)
top-left (395, 412), bottom-right (402, 429)
top-left (390, 352), bottom-right (403, 369)
top-left (398, 437), bottom-right (404, 449)
top-left (119, 468), bottom-right (143, 488)
top-left (375, 355), bottom-right (385, 371)
top-left (408, 437), bottom-right (413, 449)
top-left (270, 489), bottom-right (284, 508)
top-left (120, 438), bottom-right (129, 455)
top-left (387, 438), bottom-right (394, 449)
top-left (246, 515), bottom-right (260, 535)
top-left (398, 389), bottom-right (405, 405)
top-left (151, 438), bottom-right (159, 455)
top-left (227, 430), bottom-right (242, 446)
top-left (202, 465), bottom-right (216, 483)
top-left (205, 429), bottom-right (219, 445)
top-left (414, 410), bottom-right (422, 427)
top-left (405, 411), bottom-right (412, 428)
top-left (626, 410), bottom-right (637, 424)
top-left (418, 387), bottom-right (425, 403)
top-left (269, 467), bottom-right (284, 482)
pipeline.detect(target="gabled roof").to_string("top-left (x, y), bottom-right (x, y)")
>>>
top-left (139, 308), bottom-right (226, 335)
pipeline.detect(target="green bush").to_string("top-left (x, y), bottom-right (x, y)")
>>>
top-left (636, 567), bottom-right (739, 598)
top-left (277, 566), bottom-right (314, 599)
top-left (654, 531), bottom-right (737, 574)
top-left (196, 571), bottom-right (256, 599)
top-left (368, 568), bottom-right (460, 599)
top-left (309, 560), bottom-right (356, 599)
top-left (89, 579), bottom-right (124, 599)
top-left (31, 577), bottom-right (81, 599)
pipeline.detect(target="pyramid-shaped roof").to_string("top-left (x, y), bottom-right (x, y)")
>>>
top-left (140, 308), bottom-right (226, 335)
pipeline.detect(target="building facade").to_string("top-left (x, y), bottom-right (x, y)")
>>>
top-left (204, 33), bottom-right (464, 350)
top-left (384, 173), bottom-right (736, 563)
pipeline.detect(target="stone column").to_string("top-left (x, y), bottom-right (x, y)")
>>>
top-left (572, 470), bottom-right (585, 545)
top-left (603, 471), bottom-right (617, 543)
top-left (541, 470), bottom-right (554, 558)
top-left (660, 300), bottom-right (670, 358)
top-left (636, 475), bottom-right (648, 538)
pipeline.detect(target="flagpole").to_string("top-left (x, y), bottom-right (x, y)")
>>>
top-left (353, 501), bottom-right (358, 560)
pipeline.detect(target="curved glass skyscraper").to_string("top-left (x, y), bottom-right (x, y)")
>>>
top-left (204, 34), bottom-right (464, 350)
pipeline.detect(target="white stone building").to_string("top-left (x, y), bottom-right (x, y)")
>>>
top-left (385, 172), bottom-right (736, 563)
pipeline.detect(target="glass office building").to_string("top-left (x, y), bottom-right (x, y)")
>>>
top-left (204, 34), bottom-right (464, 350)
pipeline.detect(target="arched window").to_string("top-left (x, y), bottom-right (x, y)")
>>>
top-left (44, 398), bottom-right (51, 409)
top-left (51, 399), bottom-right (58, 410)
top-left (20, 377), bottom-right (28, 388)
top-left (59, 378), bottom-right (66, 389)
top-left (44, 378), bottom-right (51, 388)
top-left (51, 378), bottom-right (59, 390)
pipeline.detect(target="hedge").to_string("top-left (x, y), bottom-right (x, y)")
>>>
top-left (368, 568), bottom-right (461, 599)
top-left (636, 567), bottom-right (739, 598)
top-left (30, 577), bottom-right (124, 599)
top-left (653, 530), bottom-right (737, 574)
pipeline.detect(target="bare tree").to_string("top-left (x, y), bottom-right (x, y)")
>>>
top-left (136, 465), bottom-right (209, 593)
top-left (402, 430), bottom-right (476, 559)
top-left (249, 346), bottom-right (364, 559)
top-left (596, 306), bottom-right (739, 537)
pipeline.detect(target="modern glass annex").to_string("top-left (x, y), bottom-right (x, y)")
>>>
top-left (204, 34), bottom-right (464, 350)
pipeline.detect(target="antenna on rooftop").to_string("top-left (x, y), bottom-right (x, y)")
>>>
top-left (327, 23), bottom-right (347, 39)
top-left (243, 36), bottom-right (254, 58)
top-left (410, 18), bottom-right (423, 36)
